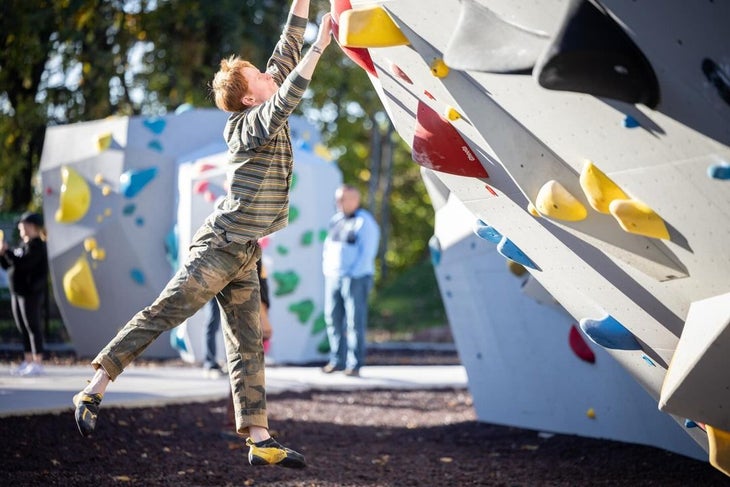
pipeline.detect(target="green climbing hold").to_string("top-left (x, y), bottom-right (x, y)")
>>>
top-left (289, 299), bottom-right (315, 324)
top-left (301, 230), bottom-right (313, 246)
top-left (319, 229), bottom-right (328, 242)
top-left (273, 271), bottom-right (300, 296)
top-left (276, 245), bottom-right (289, 256)
top-left (311, 312), bottom-right (326, 336)
top-left (288, 206), bottom-right (299, 224)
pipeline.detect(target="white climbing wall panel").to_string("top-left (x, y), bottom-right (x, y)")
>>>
top-left (338, 0), bottom-right (730, 474)
top-left (41, 109), bottom-right (341, 364)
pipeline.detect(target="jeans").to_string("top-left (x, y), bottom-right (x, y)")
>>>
top-left (92, 222), bottom-right (267, 433)
top-left (323, 274), bottom-right (373, 370)
top-left (203, 299), bottom-right (221, 369)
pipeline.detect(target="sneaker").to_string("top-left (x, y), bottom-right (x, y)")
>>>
top-left (321, 363), bottom-right (343, 374)
top-left (343, 368), bottom-right (360, 377)
top-left (72, 391), bottom-right (103, 437)
top-left (19, 363), bottom-right (44, 377)
top-left (203, 367), bottom-right (225, 379)
top-left (10, 361), bottom-right (29, 376)
top-left (246, 437), bottom-right (306, 468)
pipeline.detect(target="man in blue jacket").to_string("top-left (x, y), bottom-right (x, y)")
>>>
top-left (322, 185), bottom-right (380, 377)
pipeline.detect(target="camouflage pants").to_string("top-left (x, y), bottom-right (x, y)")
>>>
top-left (92, 221), bottom-right (267, 433)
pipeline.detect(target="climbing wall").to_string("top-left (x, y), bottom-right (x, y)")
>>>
top-left (423, 168), bottom-right (702, 459)
top-left (334, 0), bottom-right (730, 475)
top-left (40, 109), bottom-right (340, 364)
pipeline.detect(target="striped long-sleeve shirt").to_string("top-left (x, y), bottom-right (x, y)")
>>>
top-left (209, 13), bottom-right (310, 243)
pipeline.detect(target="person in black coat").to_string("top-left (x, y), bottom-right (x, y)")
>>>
top-left (0, 212), bottom-right (48, 376)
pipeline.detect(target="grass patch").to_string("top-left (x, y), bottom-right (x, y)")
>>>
top-left (369, 257), bottom-right (447, 339)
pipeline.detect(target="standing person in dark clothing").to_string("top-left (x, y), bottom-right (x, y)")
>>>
top-left (0, 212), bottom-right (49, 377)
top-left (72, 0), bottom-right (332, 469)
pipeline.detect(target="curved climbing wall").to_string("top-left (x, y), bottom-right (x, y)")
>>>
top-left (341, 0), bottom-right (730, 475)
top-left (40, 110), bottom-right (340, 364)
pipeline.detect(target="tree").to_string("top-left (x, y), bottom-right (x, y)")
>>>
top-left (0, 0), bottom-right (434, 284)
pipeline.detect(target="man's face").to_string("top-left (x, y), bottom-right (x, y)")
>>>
top-left (240, 66), bottom-right (278, 107)
top-left (336, 189), bottom-right (359, 216)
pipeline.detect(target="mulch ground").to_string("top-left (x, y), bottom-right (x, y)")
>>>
top-left (1, 350), bottom-right (728, 486)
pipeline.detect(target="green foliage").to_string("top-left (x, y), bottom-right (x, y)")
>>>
top-left (369, 257), bottom-right (447, 334)
top-left (0, 0), bottom-right (436, 287)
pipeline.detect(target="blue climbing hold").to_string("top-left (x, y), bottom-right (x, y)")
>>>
top-left (170, 326), bottom-right (188, 352)
top-left (641, 355), bottom-right (656, 367)
top-left (623, 115), bottom-right (640, 128)
top-left (579, 315), bottom-right (641, 350)
top-left (122, 203), bottom-right (136, 216)
top-left (143, 117), bottom-right (166, 134)
top-left (708, 163), bottom-right (730, 180)
top-left (497, 236), bottom-right (538, 269)
top-left (473, 219), bottom-right (502, 244)
top-left (685, 419), bottom-right (698, 429)
top-left (120, 167), bottom-right (158, 198)
top-left (148, 140), bottom-right (164, 153)
top-left (428, 235), bottom-right (442, 266)
top-left (130, 268), bottom-right (146, 285)
top-left (165, 225), bottom-right (179, 270)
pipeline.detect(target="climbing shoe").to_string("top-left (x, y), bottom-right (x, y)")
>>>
top-left (73, 392), bottom-right (103, 437)
top-left (246, 437), bottom-right (306, 468)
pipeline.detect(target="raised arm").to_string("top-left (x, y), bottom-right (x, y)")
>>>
top-left (295, 13), bottom-right (333, 80)
top-left (289, 0), bottom-right (310, 19)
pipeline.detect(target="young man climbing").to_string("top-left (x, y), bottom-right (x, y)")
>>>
top-left (73, 0), bottom-right (332, 468)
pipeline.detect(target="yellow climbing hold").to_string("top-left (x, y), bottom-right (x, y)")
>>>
top-left (314, 143), bottom-right (332, 161)
top-left (62, 255), bottom-right (100, 310)
top-left (535, 180), bottom-right (587, 221)
top-left (96, 132), bottom-right (112, 151)
top-left (586, 408), bottom-right (596, 419)
top-left (94, 173), bottom-right (105, 185)
top-left (579, 161), bottom-right (628, 213)
top-left (609, 199), bottom-right (670, 240)
top-left (444, 106), bottom-right (461, 121)
top-left (527, 202), bottom-right (541, 218)
top-left (91, 247), bottom-right (106, 261)
top-left (0, 229), bottom-right (4, 242)
top-left (83, 237), bottom-right (97, 252)
top-left (431, 58), bottom-right (449, 78)
top-left (101, 185), bottom-right (111, 196)
top-left (338, 6), bottom-right (409, 48)
top-left (55, 165), bottom-right (91, 224)
top-left (508, 261), bottom-right (527, 277)
top-left (707, 425), bottom-right (730, 476)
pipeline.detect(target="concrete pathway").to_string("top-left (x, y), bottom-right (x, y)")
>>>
top-left (0, 363), bottom-right (467, 417)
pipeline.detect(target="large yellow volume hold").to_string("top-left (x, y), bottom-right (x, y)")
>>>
top-left (609, 199), bottom-right (670, 240)
top-left (55, 165), bottom-right (91, 223)
top-left (535, 180), bottom-right (588, 221)
top-left (63, 254), bottom-right (100, 310)
top-left (579, 161), bottom-right (628, 213)
top-left (707, 425), bottom-right (730, 476)
top-left (338, 6), bottom-right (409, 48)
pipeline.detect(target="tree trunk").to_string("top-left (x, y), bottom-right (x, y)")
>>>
top-left (378, 120), bottom-right (395, 282)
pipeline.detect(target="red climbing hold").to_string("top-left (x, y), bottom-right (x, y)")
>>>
top-left (412, 101), bottom-right (488, 178)
top-left (331, 0), bottom-right (377, 76)
top-left (569, 324), bottom-right (596, 364)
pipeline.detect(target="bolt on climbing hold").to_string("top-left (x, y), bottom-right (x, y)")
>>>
top-left (431, 58), bottom-right (450, 78)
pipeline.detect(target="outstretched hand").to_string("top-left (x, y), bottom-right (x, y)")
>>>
top-left (314, 13), bottom-right (333, 51)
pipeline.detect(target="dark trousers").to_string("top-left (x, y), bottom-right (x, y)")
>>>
top-left (11, 292), bottom-right (45, 356)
